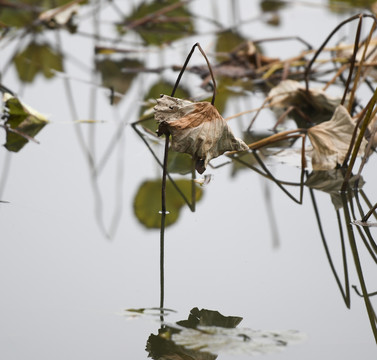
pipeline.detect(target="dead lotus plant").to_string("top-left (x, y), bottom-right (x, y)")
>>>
top-left (152, 43), bottom-right (249, 310)
top-left (307, 105), bottom-right (368, 170)
top-left (155, 95), bottom-right (248, 174)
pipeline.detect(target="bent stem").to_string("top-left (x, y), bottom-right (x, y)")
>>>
top-left (158, 42), bottom-right (217, 319)
top-left (341, 192), bottom-right (377, 343)
top-left (309, 188), bottom-right (350, 307)
top-left (304, 13), bottom-right (377, 92)
top-left (362, 202), bottom-right (377, 223)
top-left (171, 42), bottom-right (217, 105)
top-left (341, 85), bottom-right (377, 191)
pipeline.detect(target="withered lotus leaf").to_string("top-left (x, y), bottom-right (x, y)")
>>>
top-left (154, 95), bottom-right (249, 174)
top-left (307, 105), bottom-right (367, 170)
top-left (269, 80), bottom-right (341, 112)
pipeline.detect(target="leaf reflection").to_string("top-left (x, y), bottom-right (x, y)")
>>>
top-left (133, 179), bottom-right (203, 229)
top-left (146, 308), bottom-right (305, 359)
top-left (2, 93), bottom-right (49, 152)
top-left (96, 57), bottom-right (143, 105)
top-left (119, 0), bottom-right (195, 45)
top-left (14, 42), bottom-right (64, 82)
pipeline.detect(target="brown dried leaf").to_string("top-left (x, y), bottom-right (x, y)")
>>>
top-left (269, 80), bottom-right (342, 110)
top-left (307, 105), bottom-right (367, 170)
top-left (154, 95), bottom-right (249, 174)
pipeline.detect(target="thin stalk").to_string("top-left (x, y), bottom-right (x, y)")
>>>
top-left (347, 20), bottom-right (377, 113)
top-left (252, 150), bottom-right (304, 204)
top-left (159, 134), bottom-right (170, 321)
top-left (362, 202), bottom-right (377, 223)
top-left (340, 14), bottom-right (363, 106)
top-left (228, 155), bottom-right (301, 186)
top-left (191, 159), bottom-right (196, 212)
top-left (171, 42), bottom-right (217, 105)
top-left (305, 13), bottom-right (377, 92)
top-left (341, 94), bottom-right (374, 169)
top-left (131, 122), bottom-right (195, 210)
top-left (353, 285), bottom-right (377, 298)
top-left (241, 128), bottom-right (305, 152)
top-left (341, 86), bottom-right (377, 191)
top-left (308, 188), bottom-right (350, 307)
top-left (357, 104), bottom-right (377, 178)
top-left (341, 192), bottom-right (377, 343)
top-left (353, 190), bottom-right (377, 259)
top-left (360, 189), bottom-right (377, 221)
top-left (322, 63), bottom-right (349, 91)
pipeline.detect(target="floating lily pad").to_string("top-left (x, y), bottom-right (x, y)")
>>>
top-left (133, 179), bottom-right (202, 228)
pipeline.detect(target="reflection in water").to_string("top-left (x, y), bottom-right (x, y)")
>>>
top-left (147, 308), bottom-right (305, 358)
top-left (1, 0), bottom-right (377, 357)
top-left (226, 149), bottom-right (377, 341)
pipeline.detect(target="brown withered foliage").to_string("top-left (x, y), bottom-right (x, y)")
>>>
top-left (155, 95), bottom-right (248, 174)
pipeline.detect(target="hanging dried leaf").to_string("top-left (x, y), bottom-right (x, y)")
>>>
top-left (307, 105), bottom-right (367, 170)
top-left (154, 95), bottom-right (249, 174)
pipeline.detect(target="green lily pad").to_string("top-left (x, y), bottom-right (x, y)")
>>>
top-left (133, 179), bottom-right (202, 228)
top-left (13, 42), bottom-right (63, 82)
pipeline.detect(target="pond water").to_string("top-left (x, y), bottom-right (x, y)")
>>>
top-left (0, 1), bottom-right (377, 359)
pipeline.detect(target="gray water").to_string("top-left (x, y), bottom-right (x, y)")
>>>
top-left (0, 1), bottom-right (376, 359)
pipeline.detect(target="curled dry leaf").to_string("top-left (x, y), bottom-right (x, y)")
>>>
top-left (154, 95), bottom-right (248, 174)
top-left (269, 80), bottom-right (341, 111)
top-left (307, 105), bottom-right (367, 170)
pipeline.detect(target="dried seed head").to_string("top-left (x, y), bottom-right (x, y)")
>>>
top-left (154, 95), bottom-right (249, 174)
